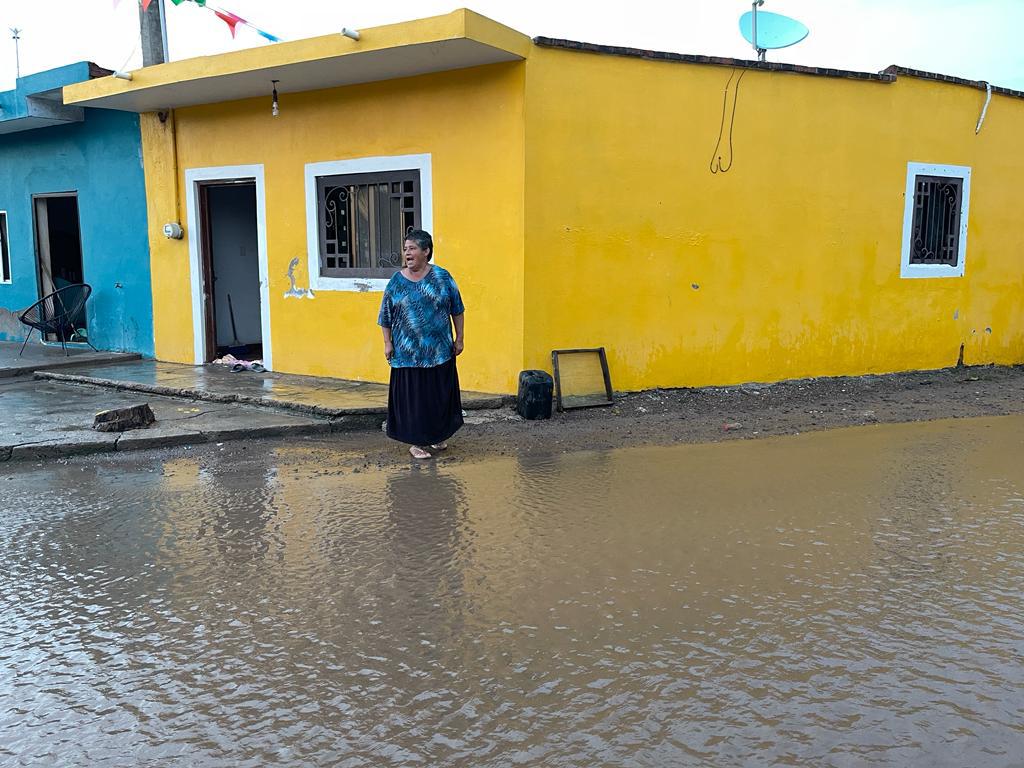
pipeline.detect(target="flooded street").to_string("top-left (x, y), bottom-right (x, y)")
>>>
top-left (2, 416), bottom-right (1024, 766)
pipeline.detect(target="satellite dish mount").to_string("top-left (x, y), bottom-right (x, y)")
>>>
top-left (751, 0), bottom-right (767, 62)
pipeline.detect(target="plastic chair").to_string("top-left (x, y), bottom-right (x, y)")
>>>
top-left (18, 283), bottom-right (97, 357)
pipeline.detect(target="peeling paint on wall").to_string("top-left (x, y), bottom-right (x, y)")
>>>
top-left (283, 256), bottom-right (315, 299)
top-left (0, 307), bottom-right (24, 340)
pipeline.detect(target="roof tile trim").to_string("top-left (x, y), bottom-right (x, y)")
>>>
top-left (881, 65), bottom-right (1024, 100)
top-left (534, 37), bottom-right (1024, 100)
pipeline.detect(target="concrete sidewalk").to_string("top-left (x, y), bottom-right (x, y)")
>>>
top-left (34, 359), bottom-right (507, 417)
top-left (2, 358), bottom-right (509, 462)
top-left (0, 376), bottom-right (352, 462)
top-left (0, 340), bottom-right (139, 378)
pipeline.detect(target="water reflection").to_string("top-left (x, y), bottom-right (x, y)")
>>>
top-left (1, 416), bottom-right (1023, 765)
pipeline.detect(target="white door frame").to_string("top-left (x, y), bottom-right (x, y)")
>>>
top-left (184, 164), bottom-right (272, 369)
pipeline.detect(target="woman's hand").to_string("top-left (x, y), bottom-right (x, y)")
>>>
top-left (384, 341), bottom-right (394, 361)
top-left (454, 338), bottom-right (465, 356)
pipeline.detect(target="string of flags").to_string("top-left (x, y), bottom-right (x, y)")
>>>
top-left (127, 0), bottom-right (282, 43)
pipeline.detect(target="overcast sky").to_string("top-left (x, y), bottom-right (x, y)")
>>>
top-left (1, 1), bottom-right (1021, 92)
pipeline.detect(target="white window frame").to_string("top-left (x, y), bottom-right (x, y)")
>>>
top-left (900, 162), bottom-right (971, 279)
top-left (304, 153), bottom-right (433, 293)
top-left (0, 210), bottom-right (11, 284)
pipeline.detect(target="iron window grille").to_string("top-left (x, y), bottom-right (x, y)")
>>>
top-left (0, 212), bottom-right (10, 283)
top-left (316, 170), bottom-right (420, 279)
top-left (909, 175), bottom-right (963, 266)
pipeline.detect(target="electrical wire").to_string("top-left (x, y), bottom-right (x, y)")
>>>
top-left (116, 40), bottom-right (140, 73)
top-left (709, 68), bottom-right (747, 174)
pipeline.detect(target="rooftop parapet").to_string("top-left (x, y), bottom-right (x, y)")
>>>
top-left (0, 62), bottom-right (110, 135)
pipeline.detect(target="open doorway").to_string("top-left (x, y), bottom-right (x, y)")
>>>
top-left (199, 181), bottom-right (262, 362)
top-left (33, 193), bottom-right (87, 339)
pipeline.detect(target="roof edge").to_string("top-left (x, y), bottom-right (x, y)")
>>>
top-left (534, 37), bottom-right (1024, 100)
top-left (882, 65), bottom-right (1024, 100)
top-left (533, 37), bottom-right (894, 83)
top-left (64, 9), bottom-right (527, 111)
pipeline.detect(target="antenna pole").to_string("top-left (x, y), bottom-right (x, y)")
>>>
top-left (752, 1), bottom-right (766, 62)
top-left (159, 0), bottom-right (170, 63)
top-left (10, 28), bottom-right (21, 79)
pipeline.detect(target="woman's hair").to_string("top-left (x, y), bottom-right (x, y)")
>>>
top-left (404, 229), bottom-right (433, 260)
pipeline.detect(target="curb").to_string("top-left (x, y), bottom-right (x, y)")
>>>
top-left (0, 353), bottom-right (141, 379)
top-left (0, 420), bottom-right (341, 464)
top-left (33, 370), bottom-right (510, 417)
top-left (0, 410), bottom-right (443, 464)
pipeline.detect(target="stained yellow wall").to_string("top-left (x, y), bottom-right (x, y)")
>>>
top-left (141, 32), bottom-right (1024, 396)
top-left (141, 111), bottom-right (193, 364)
top-left (142, 62), bottom-right (525, 392)
top-left (523, 47), bottom-right (1024, 390)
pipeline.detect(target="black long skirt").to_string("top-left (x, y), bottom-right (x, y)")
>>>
top-left (386, 357), bottom-right (464, 446)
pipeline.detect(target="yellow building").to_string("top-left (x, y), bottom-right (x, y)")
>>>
top-left (64, 9), bottom-right (1024, 394)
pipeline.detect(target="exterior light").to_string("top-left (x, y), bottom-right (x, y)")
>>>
top-left (341, 28), bottom-right (360, 41)
top-left (113, 71), bottom-right (133, 81)
top-left (163, 222), bottom-right (184, 239)
top-left (271, 79), bottom-right (279, 117)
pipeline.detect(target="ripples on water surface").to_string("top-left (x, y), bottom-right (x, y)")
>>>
top-left (2, 416), bottom-right (1024, 766)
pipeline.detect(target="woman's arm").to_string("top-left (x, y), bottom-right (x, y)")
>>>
top-left (381, 326), bottom-right (394, 361)
top-left (452, 313), bottom-right (465, 356)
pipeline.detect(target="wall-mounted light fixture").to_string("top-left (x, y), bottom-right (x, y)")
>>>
top-left (112, 71), bottom-right (133, 81)
top-left (341, 28), bottom-right (360, 41)
top-left (271, 79), bottom-right (279, 117)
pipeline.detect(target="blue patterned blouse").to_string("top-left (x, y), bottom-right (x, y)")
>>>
top-left (378, 265), bottom-right (465, 368)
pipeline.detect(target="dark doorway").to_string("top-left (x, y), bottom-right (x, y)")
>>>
top-left (199, 181), bottom-right (261, 362)
top-left (33, 193), bottom-right (86, 338)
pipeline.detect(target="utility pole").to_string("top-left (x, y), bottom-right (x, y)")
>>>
top-left (10, 28), bottom-right (20, 79)
top-left (138, 0), bottom-right (168, 66)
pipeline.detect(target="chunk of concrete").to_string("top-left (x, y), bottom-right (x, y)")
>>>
top-left (93, 403), bottom-right (156, 432)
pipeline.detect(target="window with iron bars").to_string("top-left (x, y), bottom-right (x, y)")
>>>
top-left (900, 163), bottom-right (970, 279)
top-left (909, 175), bottom-right (963, 266)
top-left (316, 170), bottom-right (420, 279)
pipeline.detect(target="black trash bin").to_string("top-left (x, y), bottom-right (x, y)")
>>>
top-left (517, 370), bottom-right (554, 420)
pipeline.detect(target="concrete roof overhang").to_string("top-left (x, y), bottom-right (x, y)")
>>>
top-left (63, 9), bottom-right (530, 113)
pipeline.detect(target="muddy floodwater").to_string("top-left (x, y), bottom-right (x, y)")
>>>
top-left (2, 416), bottom-right (1024, 766)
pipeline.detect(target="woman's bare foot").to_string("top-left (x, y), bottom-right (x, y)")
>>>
top-left (409, 445), bottom-right (432, 460)
top-left (430, 441), bottom-right (448, 451)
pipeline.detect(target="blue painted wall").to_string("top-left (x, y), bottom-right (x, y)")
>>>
top-left (0, 66), bottom-right (153, 356)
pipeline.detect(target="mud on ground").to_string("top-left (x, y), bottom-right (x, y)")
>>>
top-left (28, 364), bottom-right (1021, 472)
top-left (278, 363), bottom-right (1024, 470)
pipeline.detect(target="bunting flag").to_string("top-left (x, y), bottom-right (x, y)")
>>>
top-left (166, 0), bottom-right (280, 43)
top-left (141, 0), bottom-right (153, 11)
top-left (214, 10), bottom-right (244, 38)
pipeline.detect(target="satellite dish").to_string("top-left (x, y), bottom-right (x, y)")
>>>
top-left (739, 4), bottom-right (809, 61)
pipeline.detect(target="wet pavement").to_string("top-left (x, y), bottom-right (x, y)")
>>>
top-left (0, 341), bottom-right (138, 379)
top-left (2, 415), bottom-right (1023, 766)
top-left (0, 377), bottom-right (333, 461)
top-left (35, 359), bottom-right (505, 417)
top-left (2, 358), bottom-right (506, 461)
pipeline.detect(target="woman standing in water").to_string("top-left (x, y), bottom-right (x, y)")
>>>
top-left (378, 230), bottom-right (465, 460)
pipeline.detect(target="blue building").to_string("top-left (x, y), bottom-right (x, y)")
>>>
top-left (0, 62), bottom-right (153, 356)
